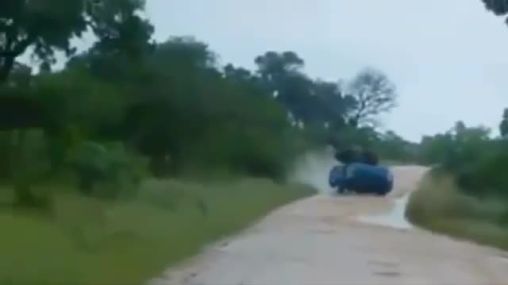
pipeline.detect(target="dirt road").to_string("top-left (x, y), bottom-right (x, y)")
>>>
top-left (152, 166), bottom-right (508, 285)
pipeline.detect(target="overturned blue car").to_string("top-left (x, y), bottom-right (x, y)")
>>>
top-left (329, 163), bottom-right (394, 196)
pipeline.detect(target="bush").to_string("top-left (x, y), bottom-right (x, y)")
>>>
top-left (185, 125), bottom-right (294, 181)
top-left (68, 141), bottom-right (148, 199)
top-left (1, 129), bottom-right (53, 207)
top-left (456, 144), bottom-right (508, 198)
top-left (416, 123), bottom-right (508, 199)
top-left (407, 172), bottom-right (508, 250)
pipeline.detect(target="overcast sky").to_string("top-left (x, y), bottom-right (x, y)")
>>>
top-left (146, 0), bottom-right (508, 141)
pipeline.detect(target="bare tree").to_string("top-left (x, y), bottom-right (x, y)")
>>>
top-left (347, 68), bottom-right (397, 126)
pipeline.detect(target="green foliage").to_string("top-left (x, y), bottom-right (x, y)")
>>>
top-left (0, 179), bottom-right (313, 285)
top-left (0, 2), bottom-right (406, 284)
top-left (482, 0), bottom-right (508, 18)
top-left (0, 0), bottom-right (403, 202)
top-left (255, 51), bottom-right (304, 74)
top-left (500, 108), bottom-right (508, 138)
top-left (373, 131), bottom-right (418, 162)
top-left (35, 69), bottom-right (128, 137)
top-left (0, 0), bottom-right (152, 81)
top-left (0, 129), bottom-right (53, 206)
top-left (1, 26), bottom-right (402, 185)
top-left (29, 69), bottom-right (130, 174)
top-left (68, 141), bottom-right (148, 199)
top-left (254, 51), bottom-right (357, 127)
top-left (0, 88), bottom-right (44, 130)
top-left (419, 133), bottom-right (455, 166)
top-left (407, 172), bottom-right (508, 251)
top-left (121, 39), bottom-right (331, 180)
top-left (455, 140), bottom-right (508, 198)
top-left (419, 122), bottom-right (491, 168)
top-left (417, 116), bottom-right (508, 199)
top-left (12, 129), bottom-right (51, 183)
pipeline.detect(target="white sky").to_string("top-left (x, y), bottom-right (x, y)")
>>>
top-left (146, 0), bottom-right (508, 142)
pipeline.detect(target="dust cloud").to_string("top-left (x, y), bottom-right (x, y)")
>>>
top-left (288, 147), bottom-right (338, 195)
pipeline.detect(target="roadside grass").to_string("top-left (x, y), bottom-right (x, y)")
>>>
top-left (406, 172), bottom-right (508, 250)
top-left (0, 179), bottom-right (314, 285)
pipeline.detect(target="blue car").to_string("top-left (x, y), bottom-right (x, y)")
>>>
top-left (329, 163), bottom-right (394, 196)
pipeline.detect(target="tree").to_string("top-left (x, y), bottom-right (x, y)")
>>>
top-left (454, 121), bottom-right (467, 135)
top-left (420, 122), bottom-right (490, 170)
top-left (150, 37), bottom-right (215, 70)
top-left (500, 108), bottom-right (508, 138)
top-left (0, 0), bottom-right (152, 206)
top-left (87, 0), bottom-right (154, 57)
top-left (255, 51), bottom-right (304, 84)
top-left (255, 51), bottom-right (318, 124)
top-left (310, 80), bottom-right (356, 128)
top-left (373, 130), bottom-right (416, 162)
top-left (453, 121), bottom-right (490, 142)
top-left (116, 40), bottom-right (312, 179)
top-left (0, 0), bottom-right (152, 82)
top-left (347, 68), bottom-right (397, 126)
top-left (419, 133), bottom-right (455, 165)
top-left (481, 0), bottom-right (508, 20)
top-left (224, 64), bottom-right (253, 83)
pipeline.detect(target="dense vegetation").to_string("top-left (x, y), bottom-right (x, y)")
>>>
top-left (418, 119), bottom-right (508, 198)
top-left (408, 112), bottom-right (508, 249)
top-left (406, 0), bottom-right (508, 248)
top-left (0, 1), bottom-right (409, 284)
top-left (0, 0), bottom-right (406, 206)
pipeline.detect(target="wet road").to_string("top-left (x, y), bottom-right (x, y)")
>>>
top-left (151, 166), bottom-right (508, 285)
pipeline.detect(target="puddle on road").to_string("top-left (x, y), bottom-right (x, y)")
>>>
top-left (357, 195), bottom-right (413, 230)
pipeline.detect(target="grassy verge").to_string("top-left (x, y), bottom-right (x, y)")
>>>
top-left (0, 179), bottom-right (313, 285)
top-left (406, 171), bottom-right (508, 250)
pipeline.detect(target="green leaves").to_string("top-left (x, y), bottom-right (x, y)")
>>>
top-left (68, 140), bottom-right (148, 198)
top-left (254, 51), bottom-right (358, 128)
top-left (482, 0), bottom-right (508, 16)
top-left (0, 0), bottom-right (152, 82)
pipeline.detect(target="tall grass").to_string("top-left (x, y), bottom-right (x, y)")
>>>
top-left (0, 179), bottom-right (313, 285)
top-left (406, 172), bottom-right (508, 250)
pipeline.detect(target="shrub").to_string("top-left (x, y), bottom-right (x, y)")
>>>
top-left (407, 172), bottom-right (508, 251)
top-left (456, 143), bottom-right (508, 198)
top-left (68, 141), bottom-right (148, 199)
top-left (5, 129), bottom-right (53, 207)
